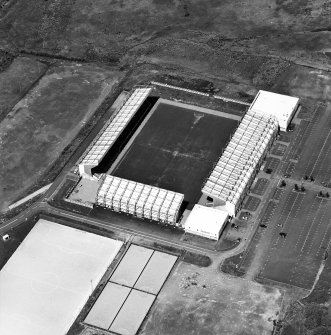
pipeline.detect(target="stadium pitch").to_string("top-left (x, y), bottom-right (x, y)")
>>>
top-left (111, 99), bottom-right (239, 209)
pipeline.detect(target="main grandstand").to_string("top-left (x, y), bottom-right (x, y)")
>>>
top-left (202, 109), bottom-right (279, 216)
top-left (75, 86), bottom-right (299, 239)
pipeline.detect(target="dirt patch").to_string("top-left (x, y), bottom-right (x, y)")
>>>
top-left (272, 65), bottom-right (331, 102)
top-left (0, 62), bottom-right (121, 211)
top-left (142, 261), bottom-right (282, 335)
top-left (281, 250), bottom-right (331, 335)
top-left (182, 252), bottom-right (212, 267)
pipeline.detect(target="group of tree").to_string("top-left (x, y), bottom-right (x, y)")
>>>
top-left (280, 180), bottom-right (286, 188)
top-left (294, 184), bottom-right (305, 192)
top-left (318, 191), bottom-right (330, 198)
top-left (304, 175), bottom-right (314, 182)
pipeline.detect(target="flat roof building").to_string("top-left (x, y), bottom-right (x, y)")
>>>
top-left (184, 204), bottom-right (229, 240)
top-left (249, 90), bottom-right (299, 131)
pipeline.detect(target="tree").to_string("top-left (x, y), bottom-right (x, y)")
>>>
top-left (266, 168), bottom-right (272, 174)
top-left (301, 186), bottom-right (305, 192)
top-left (326, 192), bottom-right (330, 198)
top-left (294, 184), bottom-right (299, 191)
top-left (319, 191), bottom-right (323, 197)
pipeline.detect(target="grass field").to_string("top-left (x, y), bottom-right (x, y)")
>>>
top-left (112, 100), bottom-right (238, 209)
top-left (0, 63), bottom-right (121, 211)
top-left (0, 56), bottom-right (48, 122)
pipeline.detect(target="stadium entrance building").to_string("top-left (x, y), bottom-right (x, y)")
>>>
top-left (184, 204), bottom-right (229, 240)
top-left (249, 90), bottom-right (299, 131)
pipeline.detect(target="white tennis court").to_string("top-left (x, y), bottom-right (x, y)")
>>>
top-left (134, 251), bottom-right (177, 294)
top-left (0, 219), bottom-right (122, 335)
top-left (85, 282), bottom-right (130, 329)
top-left (109, 289), bottom-right (155, 335)
top-left (85, 244), bottom-right (177, 334)
top-left (110, 244), bottom-right (153, 287)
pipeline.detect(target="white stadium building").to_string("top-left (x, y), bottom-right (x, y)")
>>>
top-left (184, 204), bottom-right (229, 240)
top-left (79, 87), bottom-right (152, 179)
top-left (96, 175), bottom-right (184, 225)
top-left (76, 86), bottom-right (299, 239)
top-left (201, 109), bottom-right (279, 217)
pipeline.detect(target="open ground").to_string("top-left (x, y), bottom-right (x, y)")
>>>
top-left (0, 60), bottom-right (122, 211)
top-left (112, 100), bottom-right (239, 209)
top-left (0, 56), bottom-right (48, 122)
top-left (142, 261), bottom-right (282, 335)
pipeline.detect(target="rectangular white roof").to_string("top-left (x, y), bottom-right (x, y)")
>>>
top-left (184, 204), bottom-right (229, 239)
top-left (249, 90), bottom-right (299, 123)
top-left (0, 219), bottom-right (122, 335)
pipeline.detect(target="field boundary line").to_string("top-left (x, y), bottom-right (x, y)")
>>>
top-left (151, 81), bottom-right (251, 106)
top-left (8, 183), bottom-right (52, 210)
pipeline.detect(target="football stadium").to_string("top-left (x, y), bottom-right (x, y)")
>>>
top-left (76, 86), bottom-right (299, 240)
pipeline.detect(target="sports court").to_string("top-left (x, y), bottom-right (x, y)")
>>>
top-left (0, 219), bottom-right (122, 335)
top-left (111, 100), bottom-right (239, 209)
top-left (85, 244), bottom-right (177, 335)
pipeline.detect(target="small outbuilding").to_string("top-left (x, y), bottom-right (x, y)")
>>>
top-left (184, 204), bottom-right (229, 240)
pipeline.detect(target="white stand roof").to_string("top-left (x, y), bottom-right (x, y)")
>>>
top-left (97, 175), bottom-right (184, 225)
top-left (202, 110), bottom-right (278, 216)
top-left (79, 87), bottom-right (152, 178)
top-left (249, 90), bottom-right (299, 131)
top-left (184, 204), bottom-right (229, 240)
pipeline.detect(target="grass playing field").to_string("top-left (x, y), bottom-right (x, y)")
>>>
top-left (112, 100), bottom-right (239, 209)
